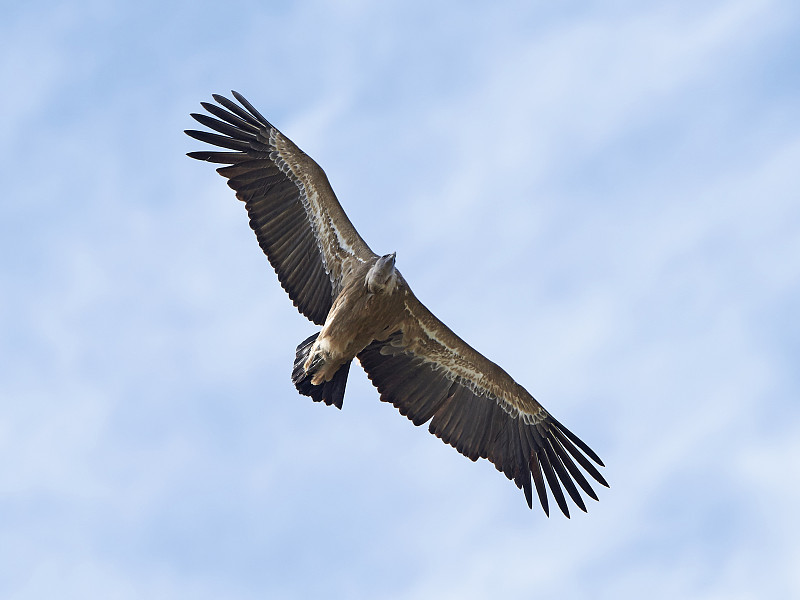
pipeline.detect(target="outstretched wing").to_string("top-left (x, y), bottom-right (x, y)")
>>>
top-left (186, 92), bottom-right (376, 325)
top-left (357, 290), bottom-right (608, 517)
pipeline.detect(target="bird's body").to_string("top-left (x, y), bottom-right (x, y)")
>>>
top-left (186, 92), bottom-right (608, 517)
top-left (305, 253), bottom-right (403, 385)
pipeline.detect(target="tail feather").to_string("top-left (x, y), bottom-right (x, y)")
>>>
top-left (292, 332), bottom-right (351, 409)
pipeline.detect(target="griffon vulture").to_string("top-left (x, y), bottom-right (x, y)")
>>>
top-left (185, 92), bottom-right (608, 517)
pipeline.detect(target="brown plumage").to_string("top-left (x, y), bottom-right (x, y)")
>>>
top-left (185, 92), bottom-right (608, 517)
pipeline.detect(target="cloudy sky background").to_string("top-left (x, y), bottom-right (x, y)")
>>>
top-left (2, 0), bottom-right (799, 598)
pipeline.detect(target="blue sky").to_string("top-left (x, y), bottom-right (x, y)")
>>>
top-left (2, 0), bottom-right (799, 598)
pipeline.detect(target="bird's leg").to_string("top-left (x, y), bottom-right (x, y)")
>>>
top-left (303, 337), bottom-right (338, 385)
top-left (304, 350), bottom-right (325, 375)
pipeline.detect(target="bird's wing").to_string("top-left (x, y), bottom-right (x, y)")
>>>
top-left (186, 92), bottom-right (376, 325)
top-left (357, 290), bottom-right (608, 517)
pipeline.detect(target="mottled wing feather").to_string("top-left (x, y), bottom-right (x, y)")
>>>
top-left (357, 292), bottom-right (607, 516)
top-left (186, 91), bottom-right (376, 325)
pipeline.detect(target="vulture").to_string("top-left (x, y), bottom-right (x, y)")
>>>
top-left (185, 92), bottom-right (608, 517)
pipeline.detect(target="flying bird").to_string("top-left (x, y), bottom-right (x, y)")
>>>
top-left (185, 92), bottom-right (608, 517)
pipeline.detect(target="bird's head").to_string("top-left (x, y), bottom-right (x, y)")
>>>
top-left (366, 252), bottom-right (398, 294)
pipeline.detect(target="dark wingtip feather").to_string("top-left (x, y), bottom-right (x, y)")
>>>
top-left (190, 112), bottom-right (256, 141)
top-left (200, 101), bottom-right (261, 133)
top-left (519, 473), bottom-right (533, 509)
top-left (231, 90), bottom-right (270, 126)
top-left (540, 437), bottom-right (587, 513)
top-left (186, 149), bottom-right (226, 162)
top-left (185, 129), bottom-right (252, 151)
top-left (210, 93), bottom-right (264, 128)
top-left (185, 128), bottom-right (206, 141)
top-left (550, 416), bottom-right (605, 467)
top-left (540, 453), bottom-right (570, 518)
top-left (530, 454), bottom-right (550, 516)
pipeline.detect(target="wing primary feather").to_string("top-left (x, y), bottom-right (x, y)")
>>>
top-left (186, 151), bottom-right (252, 163)
top-left (550, 427), bottom-right (609, 488)
top-left (231, 90), bottom-right (271, 126)
top-left (502, 420), bottom-right (519, 480)
top-left (185, 129), bottom-right (253, 152)
top-left (200, 101), bottom-right (261, 133)
top-left (540, 436), bottom-right (587, 512)
top-left (507, 421), bottom-right (528, 484)
top-left (539, 450), bottom-right (570, 518)
top-left (549, 416), bottom-right (605, 467)
top-left (211, 94), bottom-right (264, 127)
top-left (528, 421), bottom-right (569, 516)
top-left (519, 473), bottom-right (533, 509)
top-left (550, 435), bottom-right (599, 501)
top-left (190, 113), bottom-right (255, 140)
top-left (529, 452), bottom-right (550, 516)
top-left (520, 421), bottom-right (546, 504)
top-left (516, 421), bottom-right (534, 508)
top-left (499, 416), bottom-right (524, 482)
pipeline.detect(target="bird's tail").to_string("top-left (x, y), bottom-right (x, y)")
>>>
top-left (291, 332), bottom-right (351, 409)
